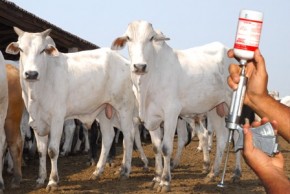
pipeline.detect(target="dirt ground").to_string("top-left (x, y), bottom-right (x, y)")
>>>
top-left (3, 134), bottom-right (290, 194)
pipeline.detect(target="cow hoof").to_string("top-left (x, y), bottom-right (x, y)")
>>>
top-left (36, 178), bottom-right (46, 188)
top-left (106, 162), bottom-right (115, 168)
top-left (82, 150), bottom-right (89, 155)
top-left (150, 181), bottom-right (159, 190)
top-left (204, 175), bottom-right (215, 183)
top-left (90, 174), bottom-right (100, 181)
top-left (202, 167), bottom-right (210, 174)
top-left (231, 175), bottom-right (241, 183)
top-left (119, 174), bottom-right (129, 180)
top-left (10, 182), bottom-right (20, 189)
top-left (86, 160), bottom-right (96, 167)
top-left (157, 185), bottom-right (170, 193)
top-left (11, 177), bottom-right (21, 189)
top-left (46, 184), bottom-right (58, 192)
top-left (143, 166), bottom-right (149, 172)
top-left (35, 182), bottom-right (44, 188)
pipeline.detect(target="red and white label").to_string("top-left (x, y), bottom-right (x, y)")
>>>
top-left (234, 18), bottom-right (263, 51)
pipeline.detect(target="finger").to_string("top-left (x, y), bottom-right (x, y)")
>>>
top-left (227, 76), bottom-right (238, 90)
top-left (243, 123), bottom-right (254, 152)
top-left (227, 49), bottom-right (234, 58)
top-left (228, 49), bottom-right (241, 62)
top-left (251, 121), bottom-right (261, 128)
top-left (270, 120), bottom-right (278, 130)
top-left (269, 120), bottom-right (278, 135)
top-left (254, 49), bottom-right (267, 73)
top-left (261, 117), bottom-right (270, 125)
top-left (228, 64), bottom-right (241, 82)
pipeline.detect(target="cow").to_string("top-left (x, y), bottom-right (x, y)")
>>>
top-left (281, 95), bottom-right (290, 107)
top-left (61, 117), bottom-right (149, 170)
top-left (6, 27), bottom-right (137, 191)
top-left (0, 51), bottom-right (8, 194)
top-left (111, 20), bottom-right (239, 192)
top-left (0, 58), bottom-right (24, 193)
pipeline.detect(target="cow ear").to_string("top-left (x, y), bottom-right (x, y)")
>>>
top-left (111, 36), bottom-right (127, 50)
top-left (6, 42), bottom-right (20, 55)
top-left (13, 26), bottom-right (24, 37)
top-left (153, 34), bottom-right (170, 42)
top-left (45, 44), bottom-right (59, 57)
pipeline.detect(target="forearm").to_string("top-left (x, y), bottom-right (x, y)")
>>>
top-left (249, 95), bottom-right (290, 142)
top-left (256, 169), bottom-right (290, 194)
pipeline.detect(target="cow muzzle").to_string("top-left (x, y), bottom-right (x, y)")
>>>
top-left (133, 64), bottom-right (147, 75)
top-left (25, 71), bottom-right (39, 80)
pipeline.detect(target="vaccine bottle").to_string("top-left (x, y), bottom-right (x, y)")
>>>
top-left (233, 10), bottom-right (263, 65)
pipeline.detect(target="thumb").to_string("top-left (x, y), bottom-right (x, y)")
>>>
top-left (243, 123), bottom-right (254, 152)
top-left (254, 49), bottom-right (267, 73)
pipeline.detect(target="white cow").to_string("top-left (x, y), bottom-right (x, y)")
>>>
top-left (0, 51), bottom-right (8, 193)
top-left (112, 20), bottom-right (239, 192)
top-left (281, 96), bottom-right (290, 107)
top-left (6, 27), bottom-right (137, 191)
top-left (61, 116), bottom-right (149, 170)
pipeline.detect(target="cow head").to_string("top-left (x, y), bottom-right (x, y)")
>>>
top-left (6, 27), bottom-right (59, 81)
top-left (111, 20), bottom-right (169, 75)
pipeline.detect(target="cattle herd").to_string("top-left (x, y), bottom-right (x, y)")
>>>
top-left (0, 20), bottom-right (289, 193)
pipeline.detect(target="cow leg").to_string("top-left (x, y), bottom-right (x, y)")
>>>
top-left (33, 132), bottom-right (48, 188)
top-left (198, 122), bottom-right (210, 173)
top-left (91, 114), bottom-right (115, 180)
top-left (6, 151), bottom-right (13, 174)
top-left (88, 120), bottom-right (98, 166)
top-left (72, 122), bottom-right (82, 153)
top-left (60, 119), bottom-right (75, 156)
top-left (208, 131), bottom-right (213, 152)
top-left (171, 119), bottom-right (188, 170)
top-left (118, 117), bottom-right (134, 179)
top-left (7, 133), bottom-right (23, 189)
top-left (231, 132), bottom-right (242, 182)
top-left (205, 109), bottom-right (228, 182)
top-left (134, 123), bottom-right (148, 171)
top-left (107, 136), bottom-right (116, 166)
top-left (158, 116), bottom-right (179, 193)
top-left (148, 128), bottom-right (163, 190)
top-left (83, 126), bottom-right (90, 153)
top-left (115, 128), bottom-right (120, 144)
top-left (46, 121), bottom-right (64, 192)
top-left (0, 127), bottom-right (6, 193)
top-left (28, 130), bottom-right (37, 159)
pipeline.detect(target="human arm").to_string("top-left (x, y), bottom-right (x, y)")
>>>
top-left (242, 118), bottom-right (290, 194)
top-left (227, 49), bottom-right (290, 142)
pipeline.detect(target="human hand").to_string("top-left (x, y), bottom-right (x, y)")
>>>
top-left (242, 117), bottom-right (284, 176)
top-left (227, 49), bottom-right (269, 107)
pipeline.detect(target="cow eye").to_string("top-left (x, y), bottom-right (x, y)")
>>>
top-left (126, 36), bottom-right (131, 42)
top-left (149, 36), bottom-right (154, 41)
top-left (40, 49), bottom-right (45, 54)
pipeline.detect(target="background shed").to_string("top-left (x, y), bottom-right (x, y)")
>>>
top-left (0, 0), bottom-right (99, 60)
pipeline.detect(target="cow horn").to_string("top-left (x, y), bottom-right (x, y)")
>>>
top-left (13, 26), bottom-right (24, 37)
top-left (41, 29), bottom-right (52, 37)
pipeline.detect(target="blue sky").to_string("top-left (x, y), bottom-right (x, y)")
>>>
top-left (9, 0), bottom-right (290, 97)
